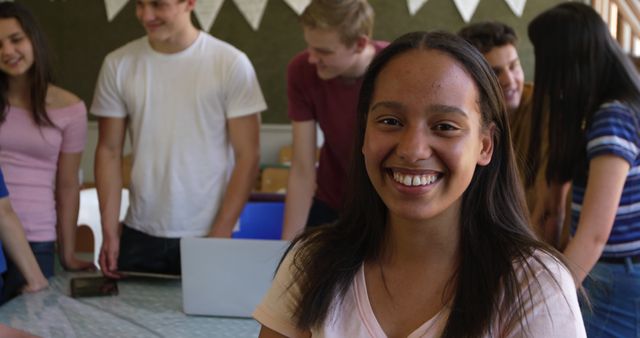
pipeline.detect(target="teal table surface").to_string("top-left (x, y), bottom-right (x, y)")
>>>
top-left (0, 271), bottom-right (260, 338)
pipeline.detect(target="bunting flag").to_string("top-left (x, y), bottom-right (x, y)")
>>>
top-left (407, 0), bottom-right (429, 16)
top-left (504, 0), bottom-right (526, 17)
top-left (194, 0), bottom-right (225, 31)
top-left (233, 0), bottom-right (269, 31)
top-left (100, 0), bottom-right (529, 25)
top-left (452, 0), bottom-right (480, 22)
top-left (282, 0), bottom-right (310, 15)
top-left (104, 0), bottom-right (129, 22)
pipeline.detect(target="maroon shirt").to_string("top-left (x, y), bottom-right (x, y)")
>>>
top-left (287, 41), bottom-right (388, 210)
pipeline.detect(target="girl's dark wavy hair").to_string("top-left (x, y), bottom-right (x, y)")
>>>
top-left (0, 2), bottom-right (54, 127)
top-left (527, 2), bottom-right (640, 185)
top-left (284, 31), bottom-right (567, 337)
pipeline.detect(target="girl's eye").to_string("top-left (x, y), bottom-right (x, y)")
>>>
top-left (434, 123), bottom-right (458, 131)
top-left (378, 118), bottom-right (402, 126)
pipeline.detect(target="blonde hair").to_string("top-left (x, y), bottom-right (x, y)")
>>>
top-left (300, 0), bottom-right (374, 46)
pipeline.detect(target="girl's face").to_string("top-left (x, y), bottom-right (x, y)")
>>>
top-left (362, 49), bottom-right (493, 223)
top-left (0, 18), bottom-right (33, 79)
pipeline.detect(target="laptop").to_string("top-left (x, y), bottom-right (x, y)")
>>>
top-left (180, 237), bottom-right (289, 318)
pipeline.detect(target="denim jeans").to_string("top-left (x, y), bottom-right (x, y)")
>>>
top-left (0, 241), bottom-right (54, 304)
top-left (117, 224), bottom-right (181, 275)
top-left (0, 274), bottom-right (4, 304)
top-left (581, 258), bottom-right (640, 337)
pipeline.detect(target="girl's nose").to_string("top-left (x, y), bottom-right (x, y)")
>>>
top-left (396, 126), bottom-right (432, 162)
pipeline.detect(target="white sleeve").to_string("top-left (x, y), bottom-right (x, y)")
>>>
top-left (90, 55), bottom-right (127, 119)
top-left (253, 249), bottom-right (308, 338)
top-left (504, 254), bottom-right (587, 338)
top-left (224, 52), bottom-right (267, 119)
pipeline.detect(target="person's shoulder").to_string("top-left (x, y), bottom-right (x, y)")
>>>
top-left (198, 33), bottom-right (257, 71)
top-left (105, 36), bottom-right (149, 61)
top-left (506, 250), bottom-right (578, 324)
top-left (517, 250), bottom-right (574, 289)
top-left (281, 232), bottom-right (323, 271)
top-left (200, 32), bottom-right (245, 56)
top-left (592, 100), bottom-right (638, 127)
top-left (288, 50), bottom-right (310, 68)
top-left (46, 86), bottom-right (84, 111)
top-left (287, 50), bottom-right (315, 77)
top-left (597, 100), bottom-right (634, 115)
top-left (501, 252), bottom-right (584, 337)
top-left (524, 250), bottom-right (565, 271)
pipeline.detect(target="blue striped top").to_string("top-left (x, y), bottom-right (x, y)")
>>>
top-left (570, 101), bottom-right (640, 257)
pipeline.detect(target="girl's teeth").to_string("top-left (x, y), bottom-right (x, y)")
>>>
top-left (392, 172), bottom-right (438, 186)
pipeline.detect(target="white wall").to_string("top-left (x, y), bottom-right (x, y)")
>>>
top-left (81, 122), bottom-right (324, 184)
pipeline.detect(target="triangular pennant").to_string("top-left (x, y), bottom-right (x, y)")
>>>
top-left (233, 0), bottom-right (269, 31)
top-left (452, 0), bottom-right (480, 23)
top-left (104, 0), bottom-right (129, 22)
top-left (407, 0), bottom-right (429, 16)
top-left (194, 0), bottom-right (225, 31)
top-left (282, 0), bottom-right (311, 16)
top-left (504, 0), bottom-right (526, 17)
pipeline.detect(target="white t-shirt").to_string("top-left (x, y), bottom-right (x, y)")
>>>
top-left (91, 32), bottom-right (267, 237)
top-left (254, 250), bottom-right (586, 338)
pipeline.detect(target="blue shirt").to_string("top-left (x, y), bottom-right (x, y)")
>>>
top-left (0, 169), bottom-right (8, 273)
top-left (570, 101), bottom-right (640, 257)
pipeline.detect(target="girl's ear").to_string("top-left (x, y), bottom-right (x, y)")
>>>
top-left (477, 123), bottom-right (495, 166)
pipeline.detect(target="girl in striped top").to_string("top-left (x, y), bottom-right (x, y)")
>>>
top-left (529, 3), bottom-right (640, 336)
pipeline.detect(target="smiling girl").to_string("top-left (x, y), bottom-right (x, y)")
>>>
top-left (0, 3), bottom-right (92, 300)
top-left (253, 31), bottom-right (585, 337)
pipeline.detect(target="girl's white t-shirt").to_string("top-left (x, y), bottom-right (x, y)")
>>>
top-left (253, 250), bottom-right (586, 338)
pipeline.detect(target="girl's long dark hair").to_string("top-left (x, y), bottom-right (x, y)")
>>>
top-left (285, 31), bottom-right (568, 337)
top-left (0, 2), bottom-right (54, 127)
top-left (527, 2), bottom-right (640, 185)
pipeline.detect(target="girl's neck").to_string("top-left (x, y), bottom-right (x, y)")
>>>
top-left (383, 207), bottom-right (461, 268)
top-left (364, 209), bottom-right (461, 335)
top-left (7, 75), bottom-right (33, 109)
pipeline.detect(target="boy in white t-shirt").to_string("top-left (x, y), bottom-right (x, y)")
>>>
top-left (91, 0), bottom-right (266, 278)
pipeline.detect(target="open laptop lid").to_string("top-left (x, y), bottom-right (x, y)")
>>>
top-left (180, 237), bottom-right (289, 318)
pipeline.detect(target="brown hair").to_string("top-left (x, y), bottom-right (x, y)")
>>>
top-left (458, 21), bottom-right (518, 54)
top-left (528, 2), bottom-right (640, 185)
top-left (0, 2), bottom-right (54, 127)
top-left (300, 0), bottom-right (374, 46)
top-left (285, 31), bottom-right (569, 337)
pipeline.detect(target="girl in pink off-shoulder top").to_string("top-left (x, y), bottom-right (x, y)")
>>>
top-left (0, 2), bottom-right (92, 301)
